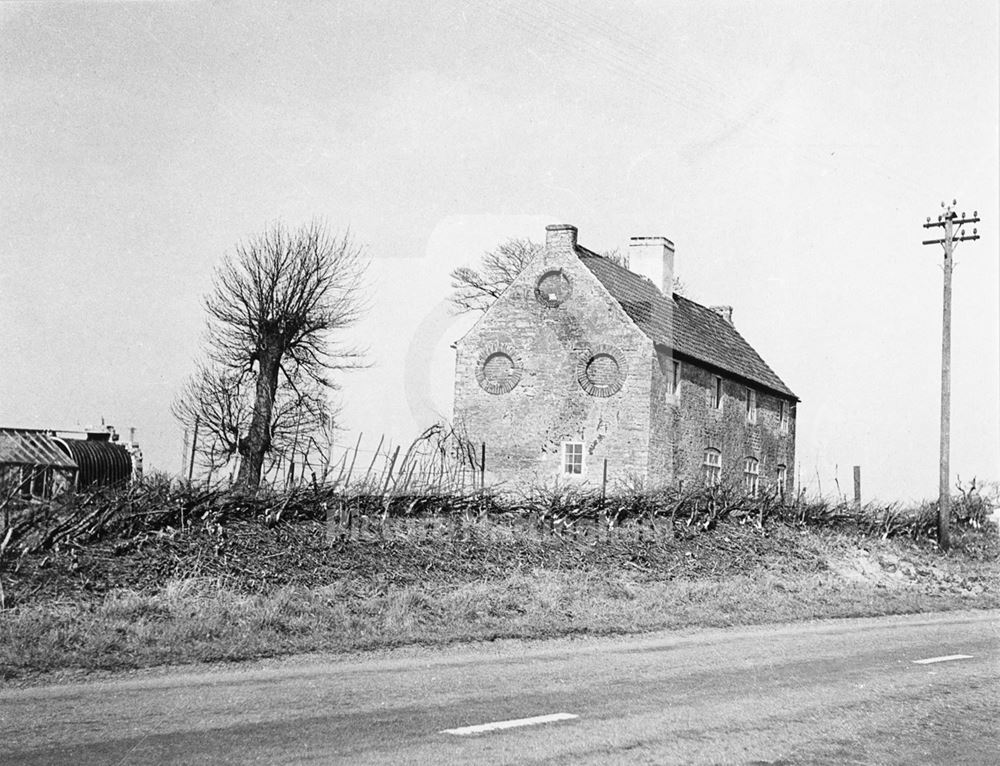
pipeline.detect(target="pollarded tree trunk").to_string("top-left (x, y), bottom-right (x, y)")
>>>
top-left (194, 223), bottom-right (367, 490)
top-left (236, 347), bottom-right (282, 489)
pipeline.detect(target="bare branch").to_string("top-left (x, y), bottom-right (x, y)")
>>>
top-left (189, 220), bottom-right (368, 488)
top-left (448, 238), bottom-right (541, 315)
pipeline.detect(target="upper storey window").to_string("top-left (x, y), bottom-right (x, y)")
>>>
top-left (746, 387), bottom-right (757, 423)
top-left (779, 401), bottom-right (790, 433)
top-left (711, 376), bottom-right (723, 410)
top-left (667, 359), bottom-right (681, 397)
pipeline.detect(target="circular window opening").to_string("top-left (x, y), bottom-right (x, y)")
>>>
top-left (586, 353), bottom-right (620, 387)
top-left (482, 352), bottom-right (514, 383)
top-left (535, 270), bottom-right (572, 307)
top-left (576, 346), bottom-right (626, 397)
top-left (476, 346), bottom-right (522, 394)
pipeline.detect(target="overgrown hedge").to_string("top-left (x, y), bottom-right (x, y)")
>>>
top-left (1, 475), bottom-right (994, 561)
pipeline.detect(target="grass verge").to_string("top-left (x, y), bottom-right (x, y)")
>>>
top-left (2, 520), bottom-right (997, 682)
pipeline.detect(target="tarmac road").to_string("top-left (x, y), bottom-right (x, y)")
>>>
top-left (2, 610), bottom-right (997, 765)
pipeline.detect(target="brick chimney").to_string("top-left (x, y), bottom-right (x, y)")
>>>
top-left (628, 236), bottom-right (675, 296)
top-left (545, 223), bottom-right (578, 252)
top-left (711, 305), bottom-right (734, 326)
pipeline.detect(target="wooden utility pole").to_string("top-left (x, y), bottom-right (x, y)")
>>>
top-left (922, 200), bottom-right (980, 551)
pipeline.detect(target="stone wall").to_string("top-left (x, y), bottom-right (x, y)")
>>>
top-left (660, 349), bottom-right (796, 494)
top-left (453, 225), bottom-right (655, 490)
top-left (453, 224), bottom-right (797, 495)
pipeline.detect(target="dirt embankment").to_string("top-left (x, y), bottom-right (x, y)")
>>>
top-left (1, 513), bottom-right (997, 683)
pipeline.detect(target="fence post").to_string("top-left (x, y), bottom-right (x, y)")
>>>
top-left (480, 443), bottom-right (486, 490)
top-left (187, 415), bottom-right (199, 483)
top-left (343, 432), bottom-right (363, 488)
top-left (601, 458), bottom-right (608, 536)
top-left (853, 466), bottom-right (862, 508)
top-left (382, 445), bottom-right (401, 494)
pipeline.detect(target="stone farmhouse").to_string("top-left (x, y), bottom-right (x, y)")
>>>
top-left (452, 223), bottom-right (798, 495)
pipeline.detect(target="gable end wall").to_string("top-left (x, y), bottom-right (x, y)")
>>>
top-left (454, 235), bottom-right (654, 489)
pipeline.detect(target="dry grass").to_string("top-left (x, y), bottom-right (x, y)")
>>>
top-left (2, 520), bottom-right (997, 682)
top-left (2, 477), bottom-right (997, 681)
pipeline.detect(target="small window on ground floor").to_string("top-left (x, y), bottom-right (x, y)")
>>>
top-left (776, 464), bottom-right (787, 498)
top-left (744, 457), bottom-right (760, 497)
top-left (562, 442), bottom-right (584, 475)
top-left (703, 448), bottom-right (722, 485)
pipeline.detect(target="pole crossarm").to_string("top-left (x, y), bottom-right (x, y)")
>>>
top-left (924, 217), bottom-right (980, 229)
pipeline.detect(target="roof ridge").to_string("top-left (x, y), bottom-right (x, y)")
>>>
top-left (577, 249), bottom-right (797, 399)
top-left (677, 297), bottom-right (790, 386)
top-left (575, 245), bottom-right (668, 294)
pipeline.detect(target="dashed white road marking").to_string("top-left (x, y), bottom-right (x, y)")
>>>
top-left (440, 713), bottom-right (579, 736)
top-left (913, 654), bottom-right (973, 665)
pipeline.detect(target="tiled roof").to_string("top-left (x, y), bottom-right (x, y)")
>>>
top-left (0, 429), bottom-right (78, 469)
top-left (577, 248), bottom-right (797, 399)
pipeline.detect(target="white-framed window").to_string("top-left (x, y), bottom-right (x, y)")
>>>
top-left (779, 401), bottom-right (789, 434)
top-left (703, 448), bottom-right (722, 485)
top-left (744, 457), bottom-right (760, 497)
top-left (746, 387), bottom-right (757, 423)
top-left (776, 464), bottom-right (787, 499)
top-left (712, 376), bottom-right (723, 410)
top-left (667, 359), bottom-right (681, 397)
top-left (562, 442), bottom-right (584, 475)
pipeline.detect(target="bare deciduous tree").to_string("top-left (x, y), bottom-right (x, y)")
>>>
top-left (201, 221), bottom-right (367, 489)
top-left (172, 364), bottom-right (340, 482)
top-left (172, 365), bottom-right (249, 473)
top-left (450, 237), bottom-right (684, 315)
top-left (449, 238), bottom-right (542, 314)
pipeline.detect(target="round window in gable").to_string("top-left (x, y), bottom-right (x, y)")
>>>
top-left (535, 269), bottom-right (572, 307)
top-left (475, 344), bottom-right (523, 395)
top-left (576, 345), bottom-right (627, 397)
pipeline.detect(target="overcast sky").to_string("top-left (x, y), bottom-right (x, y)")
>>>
top-left (2, 1), bottom-right (997, 501)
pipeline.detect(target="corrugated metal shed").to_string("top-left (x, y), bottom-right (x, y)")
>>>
top-left (55, 438), bottom-right (133, 488)
top-left (0, 429), bottom-right (77, 468)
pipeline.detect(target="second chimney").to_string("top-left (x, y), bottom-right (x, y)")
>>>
top-left (628, 236), bottom-right (675, 297)
top-left (545, 223), bottom-right (578, 253)
top-left (710, 305), bottom-right (734, 326)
